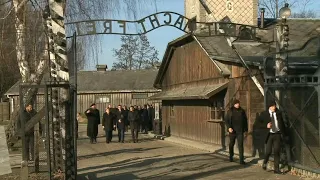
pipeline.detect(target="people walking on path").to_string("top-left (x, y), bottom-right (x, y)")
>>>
top-left (85, 103), bottom-right (100, 144)
top-left (225, 99), bottom-right (248, 165)
top-left (128, 106), bottom-right (140, 143)
top-left (258, 101), bottom-right (288, 174)
top-left (102, 107), bottom-right (116, 143)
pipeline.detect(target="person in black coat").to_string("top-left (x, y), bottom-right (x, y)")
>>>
top-left (123, 105), bottom-right (129, 132)
top-left (128, 106), bottom-right (140, 143)
top-left (225, 99), bottom-right (248, 165)
top-left (147, 104), bottom-right (155, 131)
top-left (115, 105), bottom-right (126, 143)
top-left (257, 101), bottom-right (287, 174)
top-left (141, 105), bottom-right (149, 134)
top-left (102, 108), bottom-right (116, 143)
top-left (85, 103), bottom-right (100, 144)
top-left (18, 104), bottom-right (37, 161)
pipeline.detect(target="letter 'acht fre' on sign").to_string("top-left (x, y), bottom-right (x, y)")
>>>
top-left (66, 11), bottom-right (257, 39)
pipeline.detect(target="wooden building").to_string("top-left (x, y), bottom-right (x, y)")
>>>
top-left (5, 68), bottom-right (160, 118)
top-left (149, 19), bottom-right (320, 155)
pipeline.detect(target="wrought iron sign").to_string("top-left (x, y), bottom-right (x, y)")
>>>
top-left (65, 11), bottom-right (257, 39)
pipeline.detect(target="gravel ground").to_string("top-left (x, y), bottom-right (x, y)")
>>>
top-left (0, 124), bottom-right (314, 180)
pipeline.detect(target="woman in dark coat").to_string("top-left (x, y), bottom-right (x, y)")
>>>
top-left (85, 103), bottom-right (100, 144)
top-left (102, 108), bottom-right (116, 143)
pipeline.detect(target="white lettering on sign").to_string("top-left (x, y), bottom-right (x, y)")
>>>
top-left (66, 11), bottom-right (257, 39)
top-left (71, 12), bottom-right (193, 36)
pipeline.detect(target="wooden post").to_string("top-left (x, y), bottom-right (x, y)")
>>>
top-left (34, 123), bottom-right (39, 173)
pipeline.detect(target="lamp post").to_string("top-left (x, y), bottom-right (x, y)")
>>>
top-left (275, 3), bottom-right (291, 106)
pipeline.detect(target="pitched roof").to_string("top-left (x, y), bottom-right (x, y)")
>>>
top-left (154, 19), bottom-right (320, 89)
top-left (196, 19), bottom-right (320, 63)
top-left (5, 69), bottom-right (160, 95)
top-left (149, 82), bottom-right (228, 100)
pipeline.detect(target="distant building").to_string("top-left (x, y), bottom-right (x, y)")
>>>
top-left (5, 67), bottom-right (160, 118)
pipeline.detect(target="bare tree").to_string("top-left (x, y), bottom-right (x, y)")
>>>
top-left (5, 0), bottom-right (158, 147)
top-left (259, 0), bottom-right (318, 18)
top-left (112, 34), bottom-right (159, 70)
top-left (0, 2), bottom-right (19, 98)
top-left (5, 0), bottom-right (48, 146)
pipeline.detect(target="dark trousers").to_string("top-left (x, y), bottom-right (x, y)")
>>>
top-left (118, 129), bottom-right (125, 142)
top-left (264, 133), bottom-right (281, 171)
top-left (131, 128), bottom-right (139, 142)
top-left (25, 134), bottom-right (35, 161)
top-left (229, 133), bottom-right (244, 161)
top-left (140, 121), bottom-right (148, 133)
top-left (105, 130), bottom-right (112, 142)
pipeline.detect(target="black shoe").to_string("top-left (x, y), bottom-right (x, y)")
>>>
top-left (262, 163), bottom-right (267, 170)
top-left (133, 140), bottom-right (136, 143)
top-left (240, 161), bottom-right (246, 165)
top-left (274, 170), bottom-right (282, 174)
top-left (106, 141), bottom-right (109, 144)
top-left (229, 157), bottom-right (233, 162)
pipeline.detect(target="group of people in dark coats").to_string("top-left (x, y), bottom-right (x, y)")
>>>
top-left (225, 99), bottom-right (289, 174)
top-left (84, 103), bottom-right (155, 144)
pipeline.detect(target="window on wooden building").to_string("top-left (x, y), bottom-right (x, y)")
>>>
top-left (210, 101), bottom-right (225, 120)
top-left (170, 105), bottom-right (174, 117)
top-left (95, 95), bottom-right (111, 103)
top-left (132, 93), bottom-right (148, 99)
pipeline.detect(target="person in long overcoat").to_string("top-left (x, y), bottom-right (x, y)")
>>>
top-left (225, 99), bottom-right (248, 165)
top-left (128, 106), bottom-right (140, 143)
top-left (141, 105), bottom-right (149, 134)
top-left (18, 104), bottom-right (37, 161)
top-left (102, 108), bottom-right (116, 143)
top-left (85, 103), bottom-right (100, 144)
top-left (115, 105), bottom-right (126, 143)
top-left (123, 105), bottom-right (129, 132)
top-left (147, 104), bottom-right (155, 131)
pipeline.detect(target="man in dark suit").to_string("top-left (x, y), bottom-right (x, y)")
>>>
top-left (258, 101), bottom-right (287, 174)
top-left (102, 108), bottom-right (116, 143)
top-left (128, 106), bottom-right (140, 143)
top-left (115, 105), bottom-right (126, 143)
top-left (225, 99), bottom-right (248, 165)
top-left (85, 103), bottom-right (100, 144)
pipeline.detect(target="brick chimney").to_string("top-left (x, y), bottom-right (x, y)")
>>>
top-left (96, 65), bottom-right (108, 71)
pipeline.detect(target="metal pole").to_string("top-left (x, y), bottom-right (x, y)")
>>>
top-left (45, 86), bottom-right (52, 178)
top-left (275, 16), bottom-right (288, 107)
top-left (73, 32), bottom-right (78, 178)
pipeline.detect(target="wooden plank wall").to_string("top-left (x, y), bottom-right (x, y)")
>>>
top-left (162, 41), bottom-right (222, 89)
top-left (77, 92), bottom-right (160, 116)
top-left (162, 100), bottom-right (224, 145)
top-left (0, 102), bottom-right (9, 122)
top-left (9, 91), bottom-right (161, 119)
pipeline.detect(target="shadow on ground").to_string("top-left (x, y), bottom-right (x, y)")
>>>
top-left (77, 150), bottom-right (251, 180)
